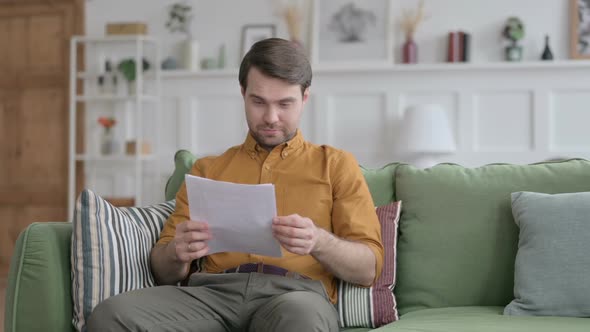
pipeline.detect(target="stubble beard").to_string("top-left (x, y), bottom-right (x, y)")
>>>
top-left (251, 127), bottom-right (296, 151)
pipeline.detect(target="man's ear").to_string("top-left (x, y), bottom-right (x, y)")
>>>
top-left (240, 86), bottom-right (246, 97)
top-left (302, 88), bottom-right (310, 104)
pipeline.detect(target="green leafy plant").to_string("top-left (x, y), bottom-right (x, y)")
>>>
top-left (117, 58), bottom-right (151, 82)
top-left (503, 17), bottom-right (524, 46)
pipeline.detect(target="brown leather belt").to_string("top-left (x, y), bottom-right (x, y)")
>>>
top-left (224, 262), bottom-right (310, 280)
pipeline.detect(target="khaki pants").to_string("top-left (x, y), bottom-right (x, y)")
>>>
top-left (87, 272), bottom-right (339, 332)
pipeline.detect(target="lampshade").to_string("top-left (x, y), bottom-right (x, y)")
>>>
top-left (397, 104), bottom-right (456, 153)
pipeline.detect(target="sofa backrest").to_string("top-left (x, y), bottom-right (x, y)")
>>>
top-left (164, 149), bottom-right (401, 206)
top-left (393, 159), bottom-right (590, 315)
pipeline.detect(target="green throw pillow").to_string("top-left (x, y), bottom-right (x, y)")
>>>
top-left (504, 191), bottom-right (590, 317)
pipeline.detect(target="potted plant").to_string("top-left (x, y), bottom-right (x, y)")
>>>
top-left (503, 17), bottom-right (525, 61)
top-left (166, 1), bottom-right (199, 70)
top-left (117, 58), bottom-right (150, 95)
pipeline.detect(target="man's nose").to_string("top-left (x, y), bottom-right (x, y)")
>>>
top-left (263, 107), bottom-right (279, 124)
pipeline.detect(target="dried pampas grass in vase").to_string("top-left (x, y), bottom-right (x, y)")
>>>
top-left (400, 0), bottom-right (426, 64)
top-left (273, 0), bottom-right (307, 49)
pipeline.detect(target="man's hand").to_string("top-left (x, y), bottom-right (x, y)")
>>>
top-left (272, 214), bottom-right (377, 286)
top-left (172, 220), bottom-right (211, 263)
top-left (272, 214), bottom-right (323, 255)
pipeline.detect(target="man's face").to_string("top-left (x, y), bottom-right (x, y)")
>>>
top-left (241, 67), bottom-right (309, 151)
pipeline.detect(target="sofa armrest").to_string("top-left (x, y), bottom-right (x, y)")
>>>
top-left (4, 222), bottom-right (75, 332)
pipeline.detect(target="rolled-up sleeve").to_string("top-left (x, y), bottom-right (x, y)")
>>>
top-left (330, 151), bottom-right (384, 284)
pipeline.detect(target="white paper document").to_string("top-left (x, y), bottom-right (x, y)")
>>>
top-left (185, 174), bottom-right (283, 257)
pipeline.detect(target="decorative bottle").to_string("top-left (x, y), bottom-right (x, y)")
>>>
top-left (403, 37), bottom-right (418, 64)
top-left (541, 35), bottom-right (554, 61)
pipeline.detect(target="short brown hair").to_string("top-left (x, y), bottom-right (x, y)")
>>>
top-left (239, 38), bottom-right (312, 95)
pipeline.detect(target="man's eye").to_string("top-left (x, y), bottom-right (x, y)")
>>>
top-left (279, 102), bottom-right (291, 108)
top-left (253, 99), bottom-right (264, 105)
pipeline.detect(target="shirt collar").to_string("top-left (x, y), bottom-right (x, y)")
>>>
top-left (244, 129), bottom-right (304, 155)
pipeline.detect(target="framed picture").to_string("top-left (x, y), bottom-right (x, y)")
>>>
top-left (570, 0), bottom-right (590, 59)
top-left (311, 0), bottom-right (393, 66)
top-left (240, 24), bottom-right (277, 59)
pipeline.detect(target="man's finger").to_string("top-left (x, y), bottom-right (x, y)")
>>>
top-left (179, 220), bottom-right (209, 232)
top-left (273, 215), bottom-right (307, 228)
top-left (184, 231), bottom-right (211, 242)
top-left (274, 234), bottom-right (308, 248)
top-left (272, 225), bottom-right (312, 239)
top-left (188, 240), bottom-right (208, 252)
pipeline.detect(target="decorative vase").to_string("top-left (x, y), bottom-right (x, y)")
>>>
top-left (541, 35), bottom-right (554, 60)
top-left (100, 128), bottom-right (116, 155)
top-left (402, 37), bottom-right (418, 64)
top-left (181, 38), bottom-right (200, 70)
top-left (127, 81), bottom-right (137, 95)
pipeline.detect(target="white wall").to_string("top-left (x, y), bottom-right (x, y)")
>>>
top-left (86, 0), bottom-right (572, 67)
top-left (82, 0), bottom-right (589, 206)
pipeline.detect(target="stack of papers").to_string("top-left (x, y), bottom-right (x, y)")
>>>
top-left (185, 175), bottom-right (283, 257)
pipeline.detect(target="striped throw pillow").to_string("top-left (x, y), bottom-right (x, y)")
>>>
top-left (337, 200), bottom-right (402, 328)
top-left (71, 189), bottom-right (175, 332)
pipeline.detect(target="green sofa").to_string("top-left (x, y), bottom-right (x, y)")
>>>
top-left (5, 154), bottom-right (590, 331)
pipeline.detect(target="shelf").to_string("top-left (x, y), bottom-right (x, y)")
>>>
top-left (72, 35), bottom-right (157, 44)
top-left (161, 68), bottom-right (238, 78)
top-left (75, 154), bottom-right (156, 162)
top-left (160, 60), bottom-right (590, 79)
top-left (75, 95), bottom-right (159, 102)
top-left (69, 34), bottom-right (162, 221)
top-left (77, 71), bottom-right (159, 80)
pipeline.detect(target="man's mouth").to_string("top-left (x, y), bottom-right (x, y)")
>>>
top-left (261, 128), bottom-right (279, 134)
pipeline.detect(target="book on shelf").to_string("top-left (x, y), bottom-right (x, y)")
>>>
top-left (447, 31), bottom-right (471, 63)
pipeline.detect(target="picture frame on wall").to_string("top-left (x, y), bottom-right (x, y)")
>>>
top-left (311, 0), bottom-right (394, 66)
top-left (570, 0), bottom-right (590, 59)
top-left (240, 24), bottom-right (277, 59)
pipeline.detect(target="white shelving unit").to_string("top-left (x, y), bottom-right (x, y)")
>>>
top-left (68, 35), bottom-right (161, 221)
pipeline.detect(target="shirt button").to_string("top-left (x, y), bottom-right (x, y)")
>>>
top-left (282, 151), bottom-right (289, 158)
top-left (264, 165), bottom-right (270, 170)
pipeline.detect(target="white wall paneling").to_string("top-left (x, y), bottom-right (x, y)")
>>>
top-left (550, 91), bottom-right (590, 153)
top-left (473, 91), bottom-right (534, 152)
top-left (156, 62), bottom-right (590, 171)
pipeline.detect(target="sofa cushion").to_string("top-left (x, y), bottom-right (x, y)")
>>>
top-left (504, 191), bottom-right (590, 317)
top-left (71, 189), bottom-right (174, 332)
top-left (361, 163), bottom-right (399, 206)
top-left (394, 159), bottom-right (590, 315)
top-left (386, 306), bottom-right (590, 332)
top-left (338, 201), bottom-right (402, 328)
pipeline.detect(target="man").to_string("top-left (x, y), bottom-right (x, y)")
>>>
top-left (88, 38), bottom-right (383, 332)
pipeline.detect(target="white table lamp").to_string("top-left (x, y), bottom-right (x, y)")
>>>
top-left (397, 104), bottom-right (456, 168)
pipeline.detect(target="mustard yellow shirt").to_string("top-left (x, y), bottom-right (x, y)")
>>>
top-left (158, 130), bottom-right (384, 303)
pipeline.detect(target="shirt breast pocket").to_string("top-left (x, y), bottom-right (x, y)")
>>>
top-left (280, 184), bottom-right (333, 228)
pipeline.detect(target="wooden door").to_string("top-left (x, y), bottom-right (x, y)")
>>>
top-left (0, 0), bottom-right (84, 277)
